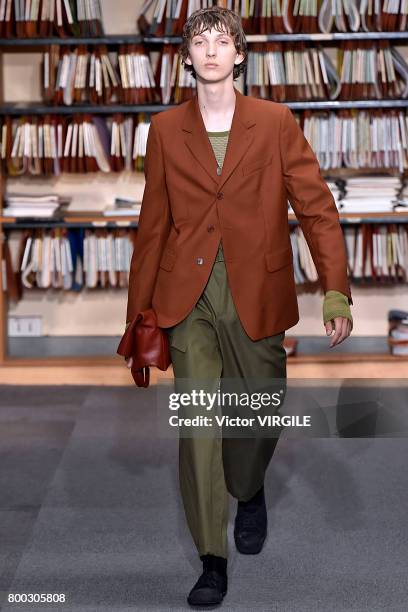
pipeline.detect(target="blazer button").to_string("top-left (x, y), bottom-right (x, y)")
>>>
top-left (216, 167), bottom-right (221, 175)
top-left (207, 225), bottom-right (215, 232)
top-left (217, 192), bottom-right (224, 199)
top-left (196, 257), bottom-right (204, 265)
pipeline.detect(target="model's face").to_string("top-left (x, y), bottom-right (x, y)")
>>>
top-left (185, 27), bottom-right (244, 82)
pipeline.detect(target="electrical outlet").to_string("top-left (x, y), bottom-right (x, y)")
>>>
top-left (8, 316), bottom-right (42, 337)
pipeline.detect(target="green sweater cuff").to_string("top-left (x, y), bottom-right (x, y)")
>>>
top-left (323, 290), bottom-right (353, 324)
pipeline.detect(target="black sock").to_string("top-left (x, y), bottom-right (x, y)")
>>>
top-left (200, 554), bottom-right (227, 575)
top-left (239, 484), bottom-right (264, 507)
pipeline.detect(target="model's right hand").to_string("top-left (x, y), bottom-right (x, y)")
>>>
top-left (125, 356), bottom-right (133, 368)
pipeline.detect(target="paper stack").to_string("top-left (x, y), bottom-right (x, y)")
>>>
top-left (103, 197), bottom-right (141, 217)
top-left (2, 194), bottom-right (69, 218)
top-left (339, 177), bottom-right (400, 213)
top-left (388, 310), bottom-right (408, 356)
top-left (393, 181), bottom-right (408, 211)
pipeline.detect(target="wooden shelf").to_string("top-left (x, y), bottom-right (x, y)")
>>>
top-left (286, 352), bottom-right (408, 364)
top-left (1, 32), bottom-right (408, 47)
top-left (0, 215), bottom-right (139, 226)
top-left (321, 167), bottom-right (407, 178)
top-left (0, 355), bottom-right (123, 366)
top-left (2, 212), bottom-right (407, 227)
top-left (0, 34), bottom-right (174, 46)
top-left (3, 100), bottom-right (408, 115)
top-left (0, 102), bottom-right (174, 115)
top-left (0, 351), bottom-right (406, 368)
top-left (291, 212), bottom-right (408, 224)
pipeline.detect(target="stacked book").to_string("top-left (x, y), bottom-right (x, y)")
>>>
top-left (103, 197), bottom-right (141, 217)
top-left (338, 177), bottom-right (401, 213)
top-left (2, 193), bottom-right (70, 218)
top-left (388, 310), bottom-right (408, 356)
top-left (394, 181), bottom-right (408, 211)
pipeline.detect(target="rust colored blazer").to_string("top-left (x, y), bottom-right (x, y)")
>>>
top-left (126, 86), bottom-right (352, 341)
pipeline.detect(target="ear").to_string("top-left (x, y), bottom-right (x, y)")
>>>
top-left (234, 52), bottom-right (245, 66)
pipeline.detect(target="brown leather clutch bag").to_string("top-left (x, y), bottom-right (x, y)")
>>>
top-left (117, 308), bottom-right (171, 387)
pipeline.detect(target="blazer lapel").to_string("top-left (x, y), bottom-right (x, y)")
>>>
top-left (182, 86), bottom-right (256, 191)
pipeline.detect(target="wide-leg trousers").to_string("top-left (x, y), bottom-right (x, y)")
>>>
top-left (165, 242), bottom-right (287, 559)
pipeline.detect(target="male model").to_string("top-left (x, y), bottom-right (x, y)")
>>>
top-left (125, 6), bottom-right (353, 607)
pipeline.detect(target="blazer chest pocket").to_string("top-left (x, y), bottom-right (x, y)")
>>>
top-left (265, 244), bottom-right (293, 272)
top-left (242, 153), bottom-right (274, 176)
top-left (159, 248), bottom-right (176, 271)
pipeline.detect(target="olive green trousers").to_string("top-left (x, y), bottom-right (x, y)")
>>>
top-left (165, 242), bottom-right (287, 559)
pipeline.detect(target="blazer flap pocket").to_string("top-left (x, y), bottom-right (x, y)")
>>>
top-left (265, 244), bottom-right (293, 272)
top-left (159, 248), bottom-right (176, 271)
top-left (242, 154), bottom-right (274, 176)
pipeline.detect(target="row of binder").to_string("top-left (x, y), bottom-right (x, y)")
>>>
top-left (294, 110), bottom-right (408, 172)
top-left (32, 40), bottom-right (408, 106)
top-left (2, 227), bottom-right (136, 300)
top-left (136, 0), bottom-right (408, 36)
top-left (247, 41), bottom-right (408, 102)
top-left (3, 109), bottom-right (408, 176)
top-left (0, 115), bottom-right (150, 174)
top-left (290, 224), bottom-right (408, 291)
top-left (1, 0), bottom-right (407, 38)
top-left (44, 43), bottom-right (196, 105)
top-left (3, 224), bottom-right (407, 302)
top-left (0, 0), bottom-right (104, 37)
top-left (41, 43), bottom-right (195, 105)
top-left (43, 44), bottom-right (158, 105)
top-left (344, 224), bottom-right (408, 282)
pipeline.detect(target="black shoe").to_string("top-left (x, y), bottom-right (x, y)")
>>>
top-left (234, 485), bottom-right (267, 554)
top-left (187, 554), bottom-right (227, 607)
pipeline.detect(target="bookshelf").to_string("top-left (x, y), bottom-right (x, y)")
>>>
top-left (4, 100), bottom-right (408, 114)
top-left (1, 24), bottom-right (408, 366)
top-left (2, 32), bottom-right (408, 45)
top-left (2, 211), bottom-right (408, 226)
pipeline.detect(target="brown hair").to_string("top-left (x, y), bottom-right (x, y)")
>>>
top-left (179, 7), bottom-right (247, 81)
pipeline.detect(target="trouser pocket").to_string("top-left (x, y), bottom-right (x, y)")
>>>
top-left (165, 317), bottom-right (191, 353)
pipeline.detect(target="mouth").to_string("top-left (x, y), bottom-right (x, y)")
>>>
top-left (205, 64), bottom-right (219, 68)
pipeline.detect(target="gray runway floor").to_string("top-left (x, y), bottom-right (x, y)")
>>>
top-left (0, 384), bottom-right (407, 611)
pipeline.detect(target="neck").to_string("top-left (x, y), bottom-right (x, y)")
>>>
top-left (196, 82), bottom-right (236, 131)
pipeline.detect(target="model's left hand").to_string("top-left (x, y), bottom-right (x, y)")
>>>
top-left (325, 317), bottom-right (353, 348)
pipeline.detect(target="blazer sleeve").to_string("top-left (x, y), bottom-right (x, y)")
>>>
top-left (126, 117), bottom-right (172, 323)
top-left (279, 105), bottom-right (353, 306)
